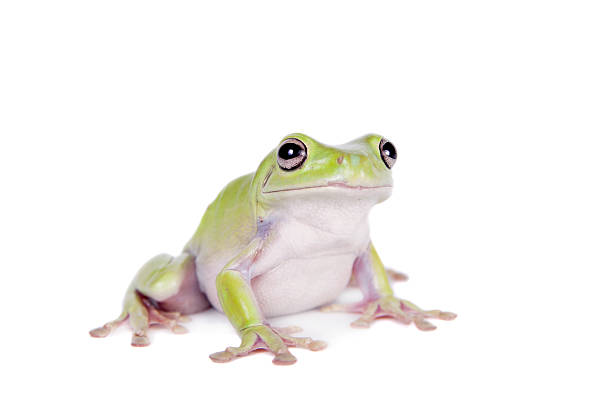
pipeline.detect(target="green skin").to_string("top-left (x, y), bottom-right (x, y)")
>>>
top-left (90, 134), bottom-right (456, 365)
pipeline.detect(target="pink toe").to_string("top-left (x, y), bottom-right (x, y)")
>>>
top-left (272, 352), bottom-right (297, 366)
top-left (89, 327), bottom-right (110, 338)
top-left (209, 351), bottom-right (235, 363)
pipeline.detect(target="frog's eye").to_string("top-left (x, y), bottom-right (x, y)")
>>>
top-left (278, 138), bottom-right (307, 171)
top-left (379, 138), bottom-right (397, 169)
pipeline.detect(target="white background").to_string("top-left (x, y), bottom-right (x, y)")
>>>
top-left (1, 1), bottom-right (611, 407)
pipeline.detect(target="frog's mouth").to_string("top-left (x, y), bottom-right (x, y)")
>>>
top-left (262, 182), bottom-right (393, 194)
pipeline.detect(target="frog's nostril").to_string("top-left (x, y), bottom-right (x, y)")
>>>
top-left (337, 155), bottom-right (344, 165)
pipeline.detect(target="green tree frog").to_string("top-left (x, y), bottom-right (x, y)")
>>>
top-left (90, 134), bottom-right (456, 365)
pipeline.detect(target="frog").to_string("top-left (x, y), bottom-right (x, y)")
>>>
top-left (90, 134), bottom-right (456, 365)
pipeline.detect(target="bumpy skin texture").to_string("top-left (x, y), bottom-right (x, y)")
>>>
top-left (90, 134), bottom-right (456, 364)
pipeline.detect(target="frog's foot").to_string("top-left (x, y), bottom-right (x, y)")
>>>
top-left (89, 293), bottom-right (190, 347)
top-left (321, 296), bottom-right (456, 330)
top-left (209, 324), bottom-right (327, 366)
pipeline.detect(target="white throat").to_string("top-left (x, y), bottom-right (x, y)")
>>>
top-left (268, 187), bottom-right (390, 236)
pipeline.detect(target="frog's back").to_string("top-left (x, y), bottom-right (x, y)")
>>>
top-left (185, 174), bottom-right (257, 295)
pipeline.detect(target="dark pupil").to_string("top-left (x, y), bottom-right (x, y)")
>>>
top-left (279, 143), bottom-right (303, 160)
top-left (382, 142), bottom-right (397, 159)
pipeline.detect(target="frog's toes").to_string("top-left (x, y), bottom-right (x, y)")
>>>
top-left (131, 331), bottom-right (151, 347)
top-left (272, 352), bottom-right (298, 366)
top-left (272, 325), bottom-right (303, 335)
top-left (89, 326), bottom-right (112, 338)
top-left (209, 325), bottom-right (326, 365)
top-left (141, 297), bottom-right (189, 334)
top-left (324, 296), bottom-right (456, 330)
top-left (89, 312), bottom-right (128, 338)
top-left (399, 301), bottom-right (457, 330)
top-left (90, 293), bottom-right (190, 346)
top-left (89, 325), bottom-right (111, 338)
top-left (281, 332), bottom-right (327, 351)
top-left (424, 309), bottom-right (458, 321)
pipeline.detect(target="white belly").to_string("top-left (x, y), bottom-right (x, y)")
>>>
top-left (252, 253), bottom-right (355, 317)
top-left (247, 207), bottom-right (371, 317)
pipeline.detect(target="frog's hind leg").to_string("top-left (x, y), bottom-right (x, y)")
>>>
top-left (90, 252), bottom-right (210, 347)
top-left (347, 267), bottom-right (408, 287)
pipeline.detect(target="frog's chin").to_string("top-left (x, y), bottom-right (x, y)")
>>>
top-left (262, 181), bottom-right (393, 195)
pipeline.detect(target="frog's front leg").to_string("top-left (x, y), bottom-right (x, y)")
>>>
top-left (209, 239), bottom-right (326, 365)
top-left (323, 243), bottom-right (456, 330)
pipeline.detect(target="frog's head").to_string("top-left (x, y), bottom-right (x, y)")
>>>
top-left (255, 133), bottom-right (396, 206)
